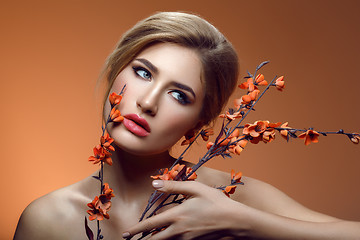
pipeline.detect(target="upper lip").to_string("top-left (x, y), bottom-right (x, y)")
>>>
top-left (124, 114), bottom-right (151, 132)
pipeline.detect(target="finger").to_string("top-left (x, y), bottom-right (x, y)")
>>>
top-left (147, 225), bottom-right (178, 240)
top-left (152, 180), bottom-right (209, 197)
top-left (122, 207), bottom-right (176, 238)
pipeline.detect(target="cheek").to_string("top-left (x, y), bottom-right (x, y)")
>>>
top-left (111, 72), bottom-right (130, 97)
top-left (104, 70), bottom-right (135, 114)
top-left (159, 105), bottom-right (201, 137)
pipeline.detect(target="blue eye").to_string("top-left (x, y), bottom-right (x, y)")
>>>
top-left (169, 91), bottom-right (191, 105)
top-left (132, 66), bottom-right (152, 80)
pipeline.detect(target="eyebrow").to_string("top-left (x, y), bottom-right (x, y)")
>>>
top-left (135, 58), bottom-right (158, 74)
top-left (171, 81), bottom-right (196, 99)
top-left (135, 58), bottom-right (196, 99)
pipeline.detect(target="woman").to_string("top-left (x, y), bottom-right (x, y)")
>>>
top-left (14, 12), bottom-right (360, 239)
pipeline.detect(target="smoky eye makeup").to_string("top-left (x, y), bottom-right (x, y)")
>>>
top-left (131, 59), bottom-right (197, 105)
top-left (132, 66), bottom-right (152, 80)
top-left (168, 90), bottom-right (192, 105)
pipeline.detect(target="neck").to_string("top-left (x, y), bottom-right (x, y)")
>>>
top-left (102, 145), bottom-right (175, 200)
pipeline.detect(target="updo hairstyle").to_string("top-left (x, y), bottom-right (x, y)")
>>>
top-left (103, 12), bottom-right (239, 127)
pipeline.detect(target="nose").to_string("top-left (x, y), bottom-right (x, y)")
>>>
top-left (136, 85), bottom-right (160, 116)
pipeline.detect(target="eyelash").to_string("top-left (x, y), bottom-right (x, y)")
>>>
top-left (132, 65), bottom-right (191, 105)
top-left (169, 90), bottom-right (191, 105)
top-left (132, 66), bottom-right (152, 80)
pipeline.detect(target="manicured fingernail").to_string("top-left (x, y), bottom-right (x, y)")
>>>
top-left (122, 232), bottom-right (130, 238)
top-left (152, 180), bottom-right (164, 189)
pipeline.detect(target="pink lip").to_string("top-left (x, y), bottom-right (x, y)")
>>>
top-left (123, 114), bottom-right (151, 137)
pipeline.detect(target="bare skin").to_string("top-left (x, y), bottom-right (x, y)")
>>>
top-left (14, 43), bottom-right (360, 239)
top-left (15, 155), bottom-right (359, 240)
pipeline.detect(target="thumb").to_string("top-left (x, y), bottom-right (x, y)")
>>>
top-left (152, 180), bottom-right (205, 197)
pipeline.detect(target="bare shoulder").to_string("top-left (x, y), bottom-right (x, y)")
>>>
top-left (14, 175), bottom-right (97, 240)
top-left (194, 166), bottom-right (231, 187)
top-left (195, 166), bottom-right (338, 222)
top-left (191, 165), bottom-right (291, 204)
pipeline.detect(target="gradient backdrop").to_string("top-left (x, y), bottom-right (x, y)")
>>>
top-left (2, 0), bottom-right (360, 239)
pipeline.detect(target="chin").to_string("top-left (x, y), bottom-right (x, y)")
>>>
top-left (119, 144), bottom-right (170, 157)
top-left (112, 136), bottom-right (170, 156)
top-left (109, 125), bottom-right (180, 156)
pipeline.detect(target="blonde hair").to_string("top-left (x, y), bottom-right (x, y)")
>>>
top-left (103, 12), bottom-right (239, 126)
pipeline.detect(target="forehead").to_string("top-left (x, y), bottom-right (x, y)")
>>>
top-left (135, 43), bottom-right (204, 96)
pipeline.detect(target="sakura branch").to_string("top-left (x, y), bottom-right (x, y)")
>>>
top-left (130, 62), bottom-right (277, 239)
top-left (131, 61), bottom-right (358, 239)
top-left (85, 86), bottom-right (126, 240)
top-left (84, 61), bottom-right (358, 240)
top-left (235, 123), bottom-right (360, 145)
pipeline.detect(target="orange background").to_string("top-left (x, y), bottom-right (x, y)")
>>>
top-left (2, 0), bottom-right (360, 239)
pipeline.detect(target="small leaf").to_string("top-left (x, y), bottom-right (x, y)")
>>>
top-left (289, 130), bottom-right (297, 138)
top-left (92, 176), bottom-right (101, 181)
top-left (320, 132), bottom-right (327, 136)
top-left (84, 217), bottom-right (94, 240)
top-left (228, 108), bottom-right (235, 114)
top-left (246, 70), bottom-right (253, 79)
top-left (215, 120), bottom-right (225, 144)
top-left (256, 61), bottom-right (270, 71)
top-left (119, 84), bottom-right (127, 95)
top-left (221, 152), bottom-right (232, 159)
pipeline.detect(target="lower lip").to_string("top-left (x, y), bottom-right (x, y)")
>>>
top-left (123, 118), bottom-right (150, 137)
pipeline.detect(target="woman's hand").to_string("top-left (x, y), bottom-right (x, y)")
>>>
top-left (123, 180), bottom-right (250, 239)
top-left (123, 179), bottom-right (360, 239)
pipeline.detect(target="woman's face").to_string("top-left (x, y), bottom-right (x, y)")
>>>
top-left (104, 43), bottom-right (205, 156)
